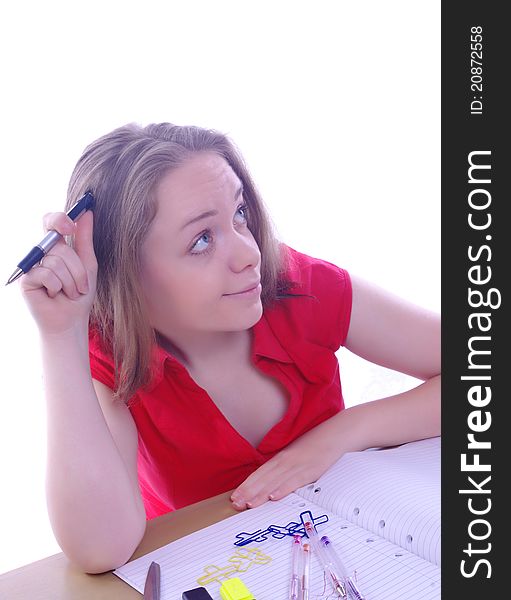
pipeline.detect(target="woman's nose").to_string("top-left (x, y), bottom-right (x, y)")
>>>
top-left (227, 230), bottom-right (260, 273)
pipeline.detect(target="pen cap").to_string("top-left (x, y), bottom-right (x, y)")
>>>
top-left (302, 542), bottom-right (311, 572)
top-left (303, 521), bottom-right (324, 557)
top-left (67, 191), bottom-right (95, 220)
top-left (292, 534), bottom-right (302, 559)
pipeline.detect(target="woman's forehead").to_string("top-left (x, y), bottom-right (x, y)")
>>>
top-left (147, 152), bottom-right (242, 234)
top-left (157, 152), bottom-right (240, 205)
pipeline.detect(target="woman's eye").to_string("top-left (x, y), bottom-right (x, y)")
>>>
top-left (190, 231), bottom-right (213, 254)
top-left (234, 204), bottom-right (248, 224)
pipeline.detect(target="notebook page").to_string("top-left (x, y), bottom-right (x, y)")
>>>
top-left (114, 492), bottom-right (440, 599)
top-left (295, 437), bottom-right (441, 565)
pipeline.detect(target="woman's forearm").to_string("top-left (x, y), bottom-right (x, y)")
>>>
top-left (41, 327), bottom-right (146, 573)
top-left (316, 374), bottom-right (441, 455)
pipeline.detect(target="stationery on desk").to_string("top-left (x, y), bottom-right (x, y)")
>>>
top-left (321, 535), bottom-right (365, 600)
top-left (301, 541), bottom-right (310, 600)
top-left (143, 560), bottom-right (161, 599)
top-left (114, 436), bottom-right (440, 599)
top-left (289, 534), bottom-right (302, 600)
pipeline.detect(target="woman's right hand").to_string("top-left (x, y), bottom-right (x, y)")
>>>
top-left (20, 210), bottom-right (98, 336)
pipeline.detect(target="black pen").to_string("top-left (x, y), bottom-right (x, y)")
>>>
top-left (5, 191), bottom-right (95, 286)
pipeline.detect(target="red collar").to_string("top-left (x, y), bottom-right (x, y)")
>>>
top-left (147, 312), bottom-right (293, 389)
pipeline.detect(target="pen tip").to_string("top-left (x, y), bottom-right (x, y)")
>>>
top-left (6, 268), bottom-right (23, 286)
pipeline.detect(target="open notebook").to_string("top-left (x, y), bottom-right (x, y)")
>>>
top-left (114, 436), bottom-right (440, 599)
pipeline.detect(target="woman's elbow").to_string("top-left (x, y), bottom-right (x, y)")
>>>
top-left (64, 519), bottom-right (146, 574)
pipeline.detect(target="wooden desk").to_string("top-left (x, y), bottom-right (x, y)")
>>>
top-left (0, 492), bottom-right (238, 599)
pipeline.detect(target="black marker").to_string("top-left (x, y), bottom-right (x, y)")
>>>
top-left (5, 191), bottom-right (95, 286)
top-left (182, 587), bottom-right (214, 600)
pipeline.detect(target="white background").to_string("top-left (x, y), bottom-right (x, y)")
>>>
top-left (0, 1), bottom-right (440, 574)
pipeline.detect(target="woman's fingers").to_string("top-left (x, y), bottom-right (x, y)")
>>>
top-left (37, 248), bottom-right (86, 299)
top-left (231, 473), bottom-right (295, 511)
top-left (230, 436), bottom-right (336, 511)
top-left (73, 211), bottom-right (97, 275)
top-left (42, 212), bottom-right (76, 237)
top-left (231, 455), bottom-right (303, 510)
top-left (19, 210), bottom-right (98, 335)
top-left (22, 210), bottom-right (96, 301)
top-left (41, 211), bottom-right (97, 298)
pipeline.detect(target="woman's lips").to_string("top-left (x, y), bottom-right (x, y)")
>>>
top-left (224, 282), bottom-right (261, 296)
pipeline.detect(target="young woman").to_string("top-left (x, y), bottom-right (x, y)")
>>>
top-left (20, 122), bottom-right (440, 573)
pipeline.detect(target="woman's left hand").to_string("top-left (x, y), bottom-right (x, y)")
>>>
top-left (229, 428), bottom-right (341, 510)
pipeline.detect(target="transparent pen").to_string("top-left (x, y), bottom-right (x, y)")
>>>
top-left (321, 535), bottom-right (366, 600)
top-left (303, 521), bottom-right (347, 599)
top-left (290, 534), bottom-right (302, 600)
top-left (301, 542), bottom-right (311, 600)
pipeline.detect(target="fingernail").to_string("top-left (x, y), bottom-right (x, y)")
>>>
top-left (63, 222), bottom-right (76, 235)
top-left (79, 281), bottom-right (89, 294)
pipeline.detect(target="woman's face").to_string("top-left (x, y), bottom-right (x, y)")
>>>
top-left (140, 152), bottom-right (263, 344)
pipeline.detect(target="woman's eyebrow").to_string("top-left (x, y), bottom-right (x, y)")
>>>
top-left (180, 209), bottom-right (218, 231)
top-left (179, 185), bottom-right (244, 231)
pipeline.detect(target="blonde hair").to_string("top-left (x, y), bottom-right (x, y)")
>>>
top-left (65, 122), bottom-right (289, 403)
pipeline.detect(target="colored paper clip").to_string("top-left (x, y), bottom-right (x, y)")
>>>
top-left (219, 577), bottom-right (255, 600)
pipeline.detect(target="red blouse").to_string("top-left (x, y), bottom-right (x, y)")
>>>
top-left (89, 246), bottom-right (352, 519)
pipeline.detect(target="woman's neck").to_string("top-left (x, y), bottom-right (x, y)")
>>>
top-left (157, 328), bottom-right (252, 371)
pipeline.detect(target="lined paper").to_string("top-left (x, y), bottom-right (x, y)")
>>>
top-left (295, 437), bottom-right (441, 566)
top-left (114, 489), bottom-right (440, 599)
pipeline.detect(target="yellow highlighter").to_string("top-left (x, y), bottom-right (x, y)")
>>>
top-left (219, 577), bottom-right (256, 600)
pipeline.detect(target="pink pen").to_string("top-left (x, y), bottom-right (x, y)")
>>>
top-left (290, 534), bottom-right (302, 600)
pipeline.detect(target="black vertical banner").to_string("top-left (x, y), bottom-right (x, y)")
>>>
top-left (442, 2), bottom-right (507, 597)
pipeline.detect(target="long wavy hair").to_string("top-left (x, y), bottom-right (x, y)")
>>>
top-left (65, 122), bottom-right (291, 402)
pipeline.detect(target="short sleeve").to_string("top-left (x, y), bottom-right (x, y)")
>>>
top-left (88, 329), bottom-right (116, 390)
top-left (281, 245), bottom-right (353, 351)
